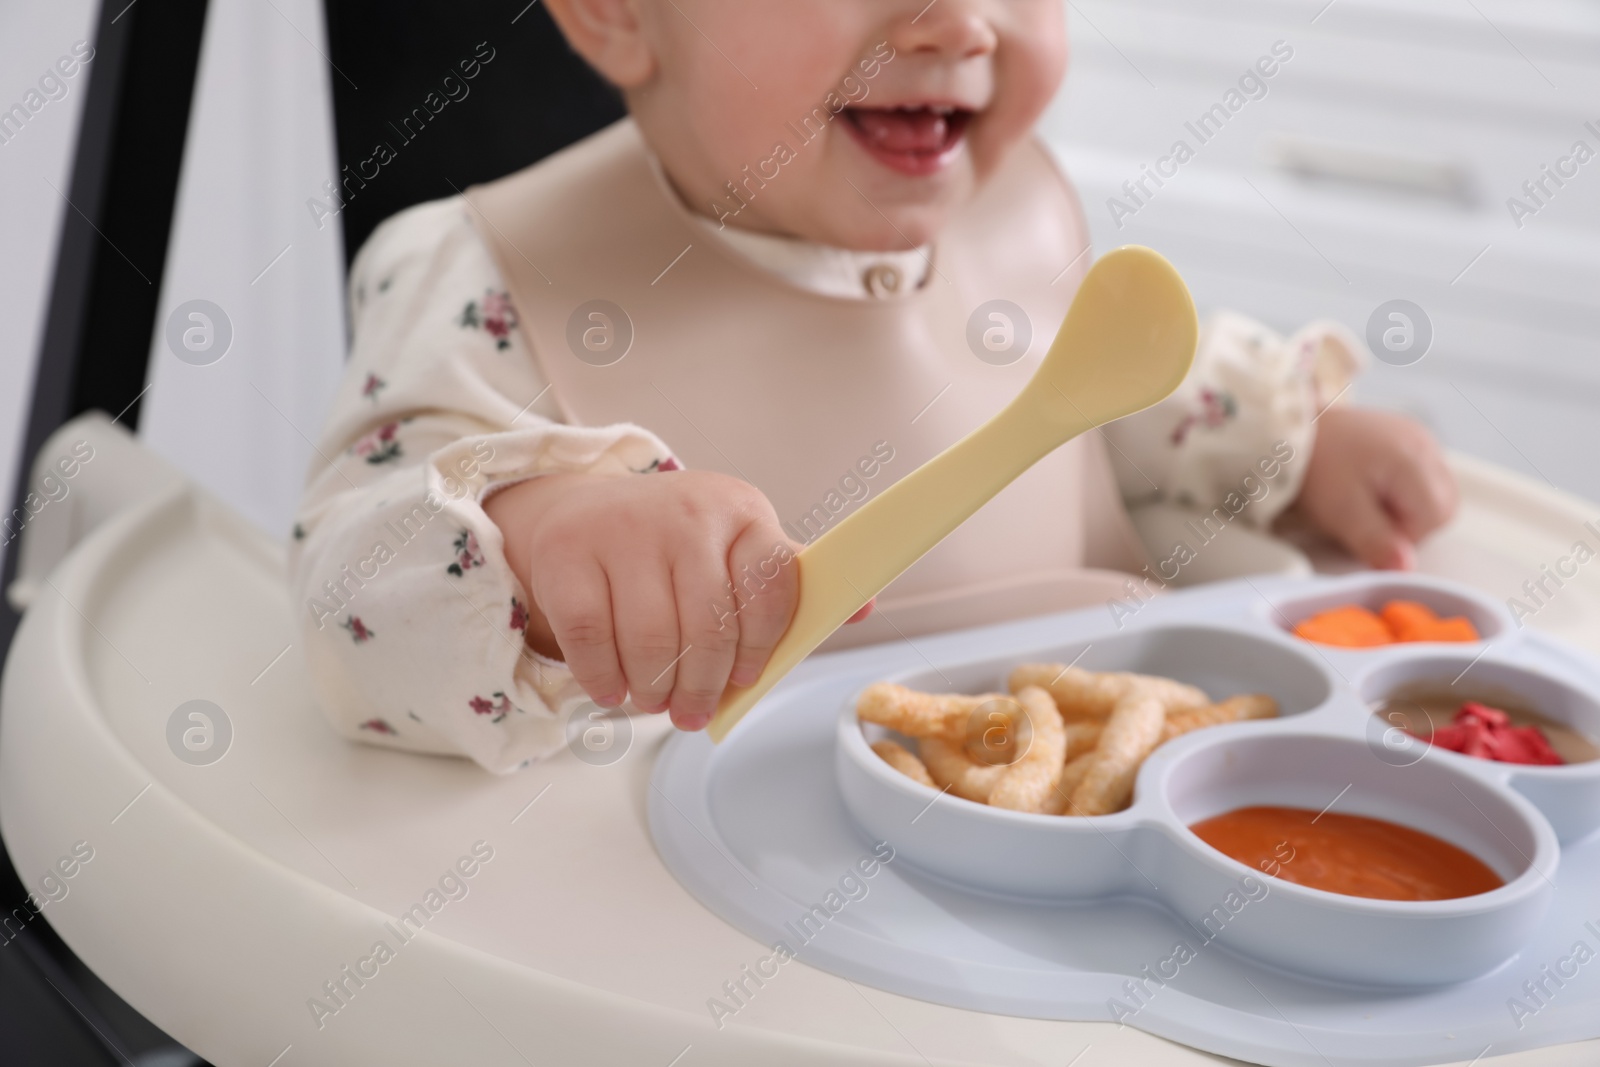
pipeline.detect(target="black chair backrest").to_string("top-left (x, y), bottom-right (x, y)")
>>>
top-left (322, 0), bottom-right (624, 266)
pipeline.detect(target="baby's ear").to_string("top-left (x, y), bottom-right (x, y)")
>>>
top-left (545, 0), bottom-right (656, 88)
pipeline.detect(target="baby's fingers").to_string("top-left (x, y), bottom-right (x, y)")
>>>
top-left (541, 561), bottom-right (626, 708)
top-left (727, 534), bottom-right (799, 689)
top-left (669, 552), bottom-right (743, 729)
top-left (613, 563), bottom-right (682, 714)
top-left (846, 599), bottom-right (876, 624)
top-left (1383, 447), bottom-right (1458, 544)
top-left (1332, 486), bottom-right (1414, 571)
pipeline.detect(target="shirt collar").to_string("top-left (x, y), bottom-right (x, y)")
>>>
top-left (691, 216), bottom-right (934, 301)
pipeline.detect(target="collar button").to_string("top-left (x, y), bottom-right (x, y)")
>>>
top-left (863, 263), bottom-right (903, 299)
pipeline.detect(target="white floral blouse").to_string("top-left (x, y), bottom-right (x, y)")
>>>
top-left (288, 195), bottom-right (1364, 774)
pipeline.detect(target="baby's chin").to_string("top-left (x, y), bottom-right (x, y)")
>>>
top-left (795, 163), bottom-right (979, 251)
top-left (732, 150), bottom-right (981, 251)
top-left (710, 190), bottom-right (956, 252)
top-left (805, 193), bottom-right (967, 252)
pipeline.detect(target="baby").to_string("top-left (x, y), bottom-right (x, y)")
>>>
top-left (291, 0), bottom-right (1456, 772)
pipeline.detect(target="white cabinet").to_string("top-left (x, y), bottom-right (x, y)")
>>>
top-left (1041, 0), bottom-right (1600, 501)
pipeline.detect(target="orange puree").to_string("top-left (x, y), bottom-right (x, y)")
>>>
top-left (1190, 806), bottom-right (1504, 901)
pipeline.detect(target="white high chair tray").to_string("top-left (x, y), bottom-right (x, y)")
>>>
top-left (650, 574), bottom-right (1600, 1067)
top-left (2, 451), bottom-right (1599, 1067)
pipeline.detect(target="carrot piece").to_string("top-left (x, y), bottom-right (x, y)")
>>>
top-left (1293, 605), bottom-right (1393, 647)
top-left (1382, 600), bottom-right (1478, 643)
top-left (1380, 600), bottom-right (1438, 641)
top-left (1416, 617), bottom-right (1480, 642)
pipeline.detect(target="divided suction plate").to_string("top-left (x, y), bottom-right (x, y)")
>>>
top-left (650, 575), bottom-right (1600, 1067)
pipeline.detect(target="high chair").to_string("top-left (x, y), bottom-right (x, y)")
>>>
top-left (6, 410), bottom-right (1600, 1066)
top-left (5, 1), bottom-right (1600, 1065)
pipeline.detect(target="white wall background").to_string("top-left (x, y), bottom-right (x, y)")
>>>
top-left (2, 0), bottom-right (1598, 562)
top-left (138, 0), bottom-right (348, 537)
top-left (1039, 0), bottom-right (1600, 499)
top-left (0, 0), bottom-right (347, 559)
top-left (0, 0), bottom-right (100, 566)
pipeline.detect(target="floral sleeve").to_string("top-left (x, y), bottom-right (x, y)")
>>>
top-left (288, 197), bottom-right (678, 773)
top-left (1100, 310), bottom-right (1367, 527)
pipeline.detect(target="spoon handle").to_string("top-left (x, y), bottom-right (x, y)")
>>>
top-left (707, 390), bottom-right (1085, 741)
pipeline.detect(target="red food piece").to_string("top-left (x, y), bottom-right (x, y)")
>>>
top-left (1458, 702), bottom-right (1508, 727)
top-left (1495, 725), bottom-right (1562, 765)
top-left (1423, 702), bottom-right (1564, 765)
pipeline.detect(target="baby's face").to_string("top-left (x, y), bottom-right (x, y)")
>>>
top-left (625, 0), bottom-right (1068, 251)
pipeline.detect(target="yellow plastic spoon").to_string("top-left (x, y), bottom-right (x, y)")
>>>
top-left (707, 245), bottom-right (1198, 742)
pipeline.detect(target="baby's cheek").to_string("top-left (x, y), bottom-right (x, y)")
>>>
top-left (980, 18), bottom-right (1068, 176)
top-left (683, 69), bottom-right (821, 182)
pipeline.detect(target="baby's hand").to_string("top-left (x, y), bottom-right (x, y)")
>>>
top-left (1293, 407), bottom-right (1458, 570)
top-left (487, 470), bottom-right (808, 731)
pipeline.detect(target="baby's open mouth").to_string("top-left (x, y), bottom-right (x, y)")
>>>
top-left (842, 105), bottom-right (974, 177)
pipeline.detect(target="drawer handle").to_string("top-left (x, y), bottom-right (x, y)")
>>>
top-left (1268, 136), bottom-right (1476, 204)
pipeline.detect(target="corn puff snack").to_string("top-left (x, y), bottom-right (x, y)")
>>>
top-left (988, 688), bottom-right (1067, 813)
top-left (1161, 694), bottom-right (1279, 743)
top-left (1007, 663), bottom-right (1127, 719)
top-left (859, 666), bottom-right (1276, 817)
top-left (871, 740), bottom-right (936, 788)
top-left (920, 735), bottom-right (1009, 802)
top-left (1063, 720), bottom-right (1104, 756)
top-left (1043, 752), bottom-right (1099, 815)
top-left (1070, 687), bottom-right (1168, 816)
top-left (963, 695), bottom-right (1029, 766)
top-left (1008, 664), bottom-right (1208, 720)
top-left (856, 683), bottom-right (1008, 741)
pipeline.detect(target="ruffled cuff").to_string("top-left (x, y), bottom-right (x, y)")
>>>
top-left (294, 420), bottom-right (676, 774)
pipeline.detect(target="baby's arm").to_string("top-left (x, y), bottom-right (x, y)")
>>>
top-left (290, 199), bottom-right (684, 772)
top-left (1102, 310), bottom-right (1455, 568)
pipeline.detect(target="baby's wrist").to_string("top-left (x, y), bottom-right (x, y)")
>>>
top-left (482, 472), bottom-right (595, 654)
top-left (484, 471), bottom-right (591, 532)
